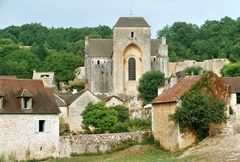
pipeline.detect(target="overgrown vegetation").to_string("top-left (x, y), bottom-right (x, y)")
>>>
top-left (81, 102), bottom-right (151, 134)
top-left (183, 66), bottom-right (203, 75)
top-left (138, 70), bottom-right (165, 105)
top-left (221, 62), bottom-right (240, 77)
top-left (170, 74), bottom-right (227, 140)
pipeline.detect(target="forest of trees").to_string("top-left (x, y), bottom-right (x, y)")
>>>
top-left (0, 16), bottom-right (240, 82)
top-left (157, 16), bottom-right (240, 62)
top-left (0, 24), bottom-right (112, 83)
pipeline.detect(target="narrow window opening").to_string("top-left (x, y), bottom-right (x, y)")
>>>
top-left (128, 57), bottom-right (136, 80)
top-left (97, 60), bottom-right (100, 65)
top-left (39, 120), bottom-right (45, 132)
top-left (131, 32), bottom-right (134, 38)
top-left (153, 58), bottom-right (156, 61)
top-left (237, 93), bottom-right (240, 104)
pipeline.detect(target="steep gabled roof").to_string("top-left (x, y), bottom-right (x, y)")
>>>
top-left (88, 39), bottom-right (113, 57)
top-left (114, 17), bottom-right (150, 27)
top-left (65, 89), bottom-right (88, 105)
top-left (151, 39), bottom-right (161, 56)
top-left (221, 77), bottom-right (240, 93)
top-left (0, 79), bottom-right (60, 114)
top-left (152, 76), bottom-right (200, 104)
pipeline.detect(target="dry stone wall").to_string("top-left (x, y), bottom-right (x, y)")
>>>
top-left (59, 131), bottom-right (147, 157)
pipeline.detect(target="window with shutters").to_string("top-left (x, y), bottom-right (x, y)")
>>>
top-left (39, 120), bottom-right (45, 132)
top-left (35, 120), bottom-right (51, 133)
top-left (128, 57), bottom-right (136, 80)
top-left (237, 93), bottom-right (240, 104)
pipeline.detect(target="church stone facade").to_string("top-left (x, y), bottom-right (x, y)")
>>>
top-left (85, 17), bottom-right (169, 97)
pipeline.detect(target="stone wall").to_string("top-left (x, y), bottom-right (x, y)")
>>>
top-left (59, 131), bottom-right (146, 157)
top-left (169, 58), bottom-right (230, 76)
top-left (0, 114), bottom-right (59, 161)
top-left (152, 103), bottom-right (195, 151)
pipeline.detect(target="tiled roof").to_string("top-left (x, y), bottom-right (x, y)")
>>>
top-left (88, 39), bottom-right (113, 57)
top-left (0, 79), bottom-right (60, 114)
top-left (221, 77), bottom-right (240, 93)
top-left (114, 17), bottom-right (150, 27)
top-left (16, 89), bottom-right (33, 98)
top-left (151, 76), bottom-right (200, 104)
top-left (0, 91), bottom-right (4, 97)
top-left (65, 89), bottom-right (88, 105)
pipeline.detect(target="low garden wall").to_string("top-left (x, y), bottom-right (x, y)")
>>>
top-left (59, 131), bottom-right (147, 157)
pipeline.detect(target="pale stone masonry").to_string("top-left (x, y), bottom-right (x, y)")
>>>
top-left (0, 78), bottom-right (60, 161)
top-left (84, 17), bottom-right (169, 97)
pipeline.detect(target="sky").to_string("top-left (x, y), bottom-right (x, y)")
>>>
top-left (0, 0), bottom-right (239, 37)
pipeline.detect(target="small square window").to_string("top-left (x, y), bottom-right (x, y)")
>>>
top-left (237, 93), bottom-right (240, 104)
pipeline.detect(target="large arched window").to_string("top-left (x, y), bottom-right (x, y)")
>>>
top-left (128, 57), bottom-right (136, 80)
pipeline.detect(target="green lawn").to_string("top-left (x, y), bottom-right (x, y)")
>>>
top-left (45, 145), bottom-right (202, 162)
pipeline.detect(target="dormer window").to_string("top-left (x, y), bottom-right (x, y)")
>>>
top-left (16, 89), bottom-right (33, 109)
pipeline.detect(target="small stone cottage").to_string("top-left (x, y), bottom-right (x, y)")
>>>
top-left (64, 89), bottom-right (100, 133)
top-left (151, 72), bottom-right (230, 151)
top-left (221, 77), bottom-right (240, 121)
top-left (0, 78), bottom-right (60, 161)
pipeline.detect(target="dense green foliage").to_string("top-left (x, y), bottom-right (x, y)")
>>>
top-left (0, 23), bottom-right (112, 82)
top-left (171, 74), bottom-right (227, 140)
top-left (82, 102), bottom-right (151, 134)
top-left (183, 66), bottom-right (203, 75)
top-left (109, 105), bottom-right (130, 122)
top-left (82, 102), bottom-right (118, 133)
top-left (138, 70), bottom-right (165, 104)
top-left (221, 62), bottom-right (240, 77)
top-left (158, 17), bottom-right (240, 62)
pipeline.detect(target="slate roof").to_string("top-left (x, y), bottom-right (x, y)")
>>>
top-left (114, 17), bottom-right (150, 27)
top-left (151, 39), bottom-right (161, 56)
top-left (54, 93), bottom-right (67, 107)
top-left (98, 95), bottom-right (124, 103)
top-left (65, 89), bottom-right (88, 105)
top-left (221, 77), bottom-right (240, 93)
top-left (88, 39), bottom-right (113, 57)
top-left (151, 76), bottom-right (200, 104)
top-left (87, 39), bottom-right (160, 57)
top-left (0, 79), bottom-right (60, 114)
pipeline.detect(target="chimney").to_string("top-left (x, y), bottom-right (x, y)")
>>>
top-left (170, 76), bottom-right (178, 88)
top-left (72, 89), bottom-right (78, 95)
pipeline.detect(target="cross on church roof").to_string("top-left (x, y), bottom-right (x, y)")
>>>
top-left (130, 10), bottom-right (133, 16)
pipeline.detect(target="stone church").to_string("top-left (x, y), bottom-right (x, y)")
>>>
top-left (84, 17), bottom-right (169, 98)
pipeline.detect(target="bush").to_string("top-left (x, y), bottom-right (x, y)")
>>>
top-left (109, 105), bottom-right (130, 122)
top-left (82, 102), bottom-right (118, 133)
top-left (170, 90), bottom-right (227, 140)
top-left (183, 66), bottom-right (202, 75)
top-left (138, 70), bottom-right (165, 104)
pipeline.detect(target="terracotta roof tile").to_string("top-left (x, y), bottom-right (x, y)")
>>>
top-left (0, 79), bottom-right (60, 114)
top-left (221, 77), bottom-right (240, 93)
top-left (151, 76), bottom-right (200, 104)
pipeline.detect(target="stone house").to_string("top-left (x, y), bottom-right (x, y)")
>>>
top-left (64, 89), bottom-right (100, 133)
top-left (84, 17), bottom-right (169, 97)
top-left (0, 78), bottom-right (60, 161)
top-left (151, 72), bottom-right (230, 151)
top-left (221, 77), bottom-right (240, 121)
top-left (98, 95), bottom-right (124, 107)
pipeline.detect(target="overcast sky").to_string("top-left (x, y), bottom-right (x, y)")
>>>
top-left (0, 0), bottom-right (239, 37)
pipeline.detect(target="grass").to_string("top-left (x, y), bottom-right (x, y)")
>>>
top-left (44, 145), bottom-right (203, 162)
